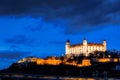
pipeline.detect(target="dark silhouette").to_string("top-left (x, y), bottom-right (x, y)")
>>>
top-left (0, 50), bottom-right (120, 79)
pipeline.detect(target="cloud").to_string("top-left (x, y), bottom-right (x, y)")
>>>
top-left (0, 0), bottom-right (102, 16)
top-left (0, 0), bottom-right (120, 34)
top-left (5, 35), bottom-right (36, 47)
top-left (0, 50), bottom-right (30, 70)
top-left (0, 50), bottom-right (29, 59)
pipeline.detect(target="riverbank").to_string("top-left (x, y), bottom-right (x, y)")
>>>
top-left (1, 62), bottom-right (120, 78)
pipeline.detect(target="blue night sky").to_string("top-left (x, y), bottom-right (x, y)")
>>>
top-left (0, 0), bottom-right (120, 69)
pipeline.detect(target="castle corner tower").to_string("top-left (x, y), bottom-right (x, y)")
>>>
top-left (65, 40), bottom-right (70, 55)
top-left (83, 38), bottom-right (88, 56)
top-left (83, 38), bottom-right (87, 46)
top-left (103, 40), bottom-right (107, 51)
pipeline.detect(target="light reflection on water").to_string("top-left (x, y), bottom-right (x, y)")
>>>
top-left (0, 74), bottom-right (120, 80)
top-left (0, 77), bottom-right (120, 80)
top-left (42, 76), bottom-right (119, 80)
top-left (49, 77), bottom-right (120, 80)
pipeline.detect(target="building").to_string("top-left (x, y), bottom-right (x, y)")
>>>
top-left (65, 38), bottom-right (107, 56)
top-left (18, 56), bottom-right (38, 63)
top-left (18, 56), bottom-right (62, 65)
top-left (92, 58), bottom-right (118, 63)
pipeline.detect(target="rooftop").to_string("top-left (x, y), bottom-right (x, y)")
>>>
top-left (70, 43), bottom-right (104, 47)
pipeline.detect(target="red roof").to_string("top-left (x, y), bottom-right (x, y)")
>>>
top-left (70, 43), bottom-right (104, 47)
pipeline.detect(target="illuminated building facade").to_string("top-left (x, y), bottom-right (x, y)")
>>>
top-left (65, 38), bottom-right (107, 56)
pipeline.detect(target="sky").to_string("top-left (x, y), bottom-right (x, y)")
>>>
top-left (0, 0), bottom-right (120, 69)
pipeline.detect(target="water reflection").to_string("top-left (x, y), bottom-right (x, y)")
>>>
top-left (0, 74), bottom-right (119, 80)
top-left (57, 78), bottom-right (120, 80)
top-left (60, 78), bottom-right (95, 80)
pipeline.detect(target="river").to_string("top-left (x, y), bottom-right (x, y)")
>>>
top-left (0, 73), bottom-right (119, 80)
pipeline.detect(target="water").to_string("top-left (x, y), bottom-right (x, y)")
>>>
top-left (0, 74), bottom-right (120, 80)
top-left (0, 76), bottom-right (120, 80)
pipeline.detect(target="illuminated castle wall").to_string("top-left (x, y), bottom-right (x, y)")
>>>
top-left (65, 38), bottom-right (107, 56)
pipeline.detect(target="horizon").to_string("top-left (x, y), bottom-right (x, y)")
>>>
top-left (0, 0), bottom-right (120, 70)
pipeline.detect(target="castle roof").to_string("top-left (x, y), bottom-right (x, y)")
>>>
top-left (70, 43), bottom-right (83, 47)
top-left (70, 43), bottom-right (104, 47)
top-left (87, 43), bottom-right (104, 46)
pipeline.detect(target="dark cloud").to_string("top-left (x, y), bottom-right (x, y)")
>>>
top-left (5, 35), bottom-right (35, 47)
top-left (0, 50), bottom-right (29, 59)
top-left (0, 0), bottom-right (102, 16)
top-left (0, 0), bottom-right (120, 34)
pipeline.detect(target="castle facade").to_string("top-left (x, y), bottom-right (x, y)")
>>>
top-left (65, 38), bottom-right (107, 56)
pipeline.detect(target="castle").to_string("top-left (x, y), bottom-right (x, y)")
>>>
top-left (65, 38), bottom-right (107, 56)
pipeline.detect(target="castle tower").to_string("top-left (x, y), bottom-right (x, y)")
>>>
top-left (83, 38), bottom-right (88, 56)
top-left (83, 38), bottom-right (87, 46)
top-left (103, 40), bottom-right (107, 51)
top-left (66, 40), bottom-right (70, 55)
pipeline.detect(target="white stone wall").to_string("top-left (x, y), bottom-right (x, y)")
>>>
top-left (65, 39), bottom-right (106, 56)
